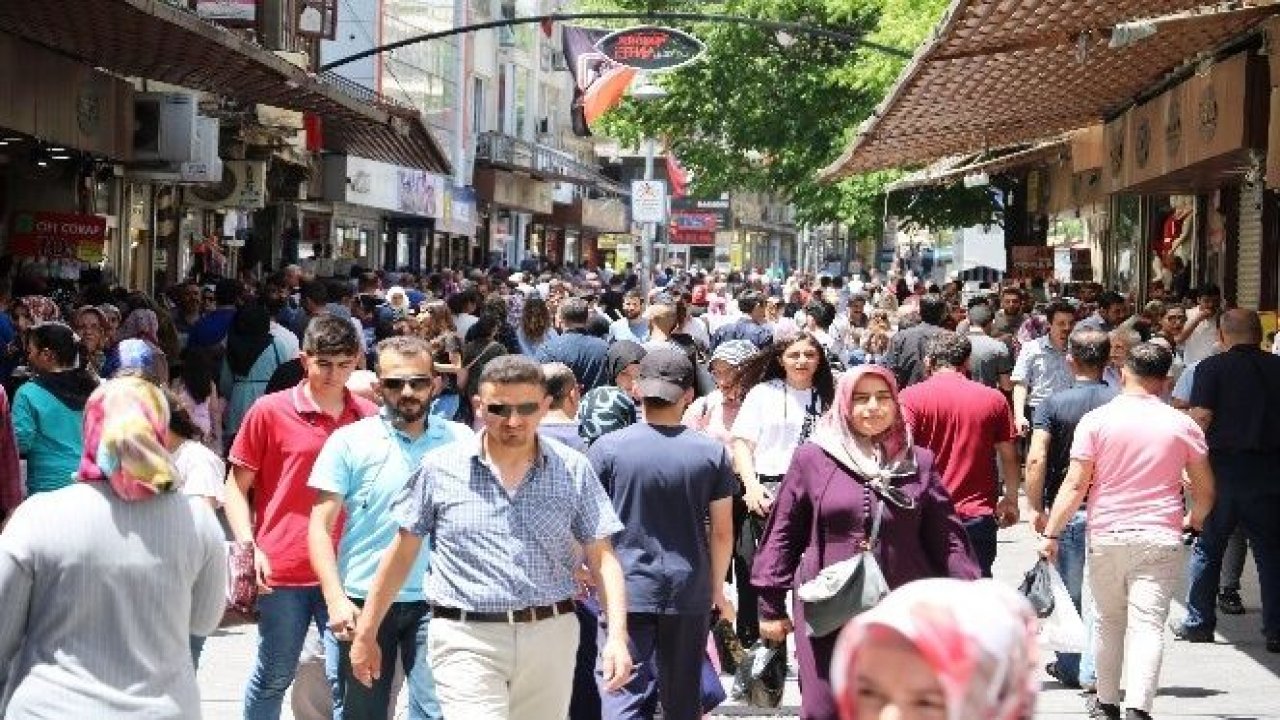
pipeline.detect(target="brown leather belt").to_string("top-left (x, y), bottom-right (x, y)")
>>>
top-left (430, 598), bottom-right (576, 623)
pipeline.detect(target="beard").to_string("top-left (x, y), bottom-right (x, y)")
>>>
top-left (391, 400), bottom-right (428, 424)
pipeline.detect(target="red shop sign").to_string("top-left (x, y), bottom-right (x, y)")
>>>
top-left (10, 212), bottom-right (107, 262)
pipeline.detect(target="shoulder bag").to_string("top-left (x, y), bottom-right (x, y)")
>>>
top-left (795, 488), bottom-right (889, 638)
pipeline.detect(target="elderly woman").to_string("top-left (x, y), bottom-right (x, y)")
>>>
top-left (831, 578), bottom-right (1039, 720)
top-left (106, 308), bottom-right (170, 384)
top-left (752, 365), bottom-right (980, 719)
top-left (0, 377), bottom-right (226, 718)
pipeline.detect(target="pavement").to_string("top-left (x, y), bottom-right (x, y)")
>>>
top-left (197, 519), bottom-right (1280, 719)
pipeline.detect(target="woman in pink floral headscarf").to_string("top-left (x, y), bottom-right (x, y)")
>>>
top-left (831, 578), bottom-right (1040, 720)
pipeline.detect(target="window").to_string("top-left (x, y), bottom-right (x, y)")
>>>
top-left (473, 77), bottom-right (487, 132)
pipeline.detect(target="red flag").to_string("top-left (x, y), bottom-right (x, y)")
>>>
top-left (665, 151), bottom-right (689, 198)
top-left (540, 18), bottom-right (555, 38)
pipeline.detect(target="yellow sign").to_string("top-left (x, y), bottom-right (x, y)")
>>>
top-left (729, 241), bottom-right (743, 270)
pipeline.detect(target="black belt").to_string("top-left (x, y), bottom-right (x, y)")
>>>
top-left (430, 598), bottom-right (575, 624)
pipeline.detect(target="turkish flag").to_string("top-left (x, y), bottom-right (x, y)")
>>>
top-left (540, 18), bottom-right (554, 37)
top-left (665, 151), bottom-right (689, 197)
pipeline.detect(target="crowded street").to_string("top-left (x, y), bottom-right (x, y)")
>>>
top-left (3, 2), bottom-right (1280, 720)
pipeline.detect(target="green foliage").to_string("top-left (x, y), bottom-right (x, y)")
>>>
top-left (568, 0), bottom-right (971, 236)
top-left (888, 182), bottom-right (1009, 233)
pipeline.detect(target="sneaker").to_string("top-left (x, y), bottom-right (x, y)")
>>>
top-left (1172, 625), bottom-right (1214, 643)
top-left (1086, 695), bottom-right (1121, 720)
top-left (1044, 661), bottom-right (1081, 689)
top-left (1125, 710), bottom-right (1153, 720)
top-left (1217, 589), bottom-right (1245, 615)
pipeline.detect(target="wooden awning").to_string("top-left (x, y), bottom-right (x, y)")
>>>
top-left (885, 138), bottom-right (1071, 192)
top-left (820, 0), bottom-right (1276, 180)
top-left (0, 0), bottom-right (450, 172)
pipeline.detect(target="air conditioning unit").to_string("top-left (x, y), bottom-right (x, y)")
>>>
top-left (180, 116), bottom-right (223, 184)
top-left (185, 160), bottom-right (267, 209)
top-left (133, 92), bottom-right (198, 163)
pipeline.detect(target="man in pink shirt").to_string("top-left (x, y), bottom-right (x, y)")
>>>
top-left (1039, 343), bottom-right (1215, 720)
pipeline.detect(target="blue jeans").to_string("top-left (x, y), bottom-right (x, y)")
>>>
top-left (1183, 452), bottom-right (1280, 640)
top-left (1052, 510), bottom-right (1096, 687)
top-left (962, 515), bottom-right (998, 578)
top-left (244, 586), bottom-right (335, 720)
top-left (335, 599), bottom-right (441, 720)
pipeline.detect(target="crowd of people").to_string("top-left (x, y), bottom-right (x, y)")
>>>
top-left (0, 257), bottom-right (1278, 720)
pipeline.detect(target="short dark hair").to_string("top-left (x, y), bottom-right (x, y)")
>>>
top-left (541, 362), bottom-right (577, 408)
top-left (557, 297), bottom-right (590, 326)
top-left (1126, 342), bottom-right (1173, 379)
top-left (300, 280), bottom-right (329, 307)
top-left (478, 355), bottom-right (547, 390)
top-left (924, 332), bottom-right (971, 369)
top-left (214, 279), bottom-right (241, 307)
top-left (737, 290), bottom-right (764, 314)
top-left (919, 294), bottom-right (947, 325)
top-left (375, 335), bottom-right (433, 372)
top-left (805, 299), bottom-right (834, 329)
top-left (623, 288), bottom-right (645, 302)
top-left (967, 304), bottom-right (994, 328)
top-left (28, 322), bottom-right (79, 366)
top-left (1045, 301), bottom-right (1077, 324)
top-left (303, 314), bottom-right (361, 357)
top-left (1098, 291), bottom-right (1126, 309)
top-left (1197, 285), bottom-right (1221, 299)
top-left (1067, 328), bottom-right (1111, 370)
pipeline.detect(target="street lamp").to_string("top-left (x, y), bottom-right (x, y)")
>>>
top-left (629, 75), bottom-right (667, 292)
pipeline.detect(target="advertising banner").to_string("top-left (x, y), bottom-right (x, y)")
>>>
top-left (10, 212), bottom-right (107, 262)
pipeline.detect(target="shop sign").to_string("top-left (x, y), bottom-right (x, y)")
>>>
top-left (595, 26), bottom-right (705, 72)
top-left (192, 0), bottom-right (257, 24)
top-left (1009, 246), bottom-right (1054, 279)
top-left (340, 156), bottom-right (443, 218)
top-left (631, 180), bottom-right (667, 223)
top-left (582, 198), bottom-right (627, 232)
top-left (9, 212), bottom-right (107, 263)
top-left (671, 196), bottom-right (730, 228)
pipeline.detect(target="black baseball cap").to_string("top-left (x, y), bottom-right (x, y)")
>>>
top-left (636, 346), bottom-right (695, 402)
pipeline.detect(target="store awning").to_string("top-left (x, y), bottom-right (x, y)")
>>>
top-left (0, 0), bottom-right (450, 173)
top-left (820, 0), bottom-right (1276, 180)
top-left (885, 138), bottom-right (1071, 192)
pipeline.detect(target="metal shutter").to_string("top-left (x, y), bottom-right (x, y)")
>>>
top-left (1237, 181), bottom-right (1264, 310)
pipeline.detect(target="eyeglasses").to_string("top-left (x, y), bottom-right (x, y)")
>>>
top-left (485, 402), bottom-right (542, 418)
top-left (381, 376), bottom-right (433, 392)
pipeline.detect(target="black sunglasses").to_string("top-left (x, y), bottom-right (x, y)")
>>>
top-left (485, 402), bottom-right (541, 418)
top-left (381, 376), bottom-right (433, 392)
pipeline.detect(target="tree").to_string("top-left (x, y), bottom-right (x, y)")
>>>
top-left (569, 0), bottom-right (962, 236)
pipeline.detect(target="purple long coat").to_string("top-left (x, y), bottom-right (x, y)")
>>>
top-left (751, 443), bottom-right (981, 720)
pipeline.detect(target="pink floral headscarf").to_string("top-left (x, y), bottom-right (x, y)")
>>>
top-left (77, 377), bottom-right (180, 501)
top-left (18, 295), bottom-right (61, 325)
top-left (809, 364), bottom-right (915, 482)
top-left (832, 578), bottom-right (1040, 720)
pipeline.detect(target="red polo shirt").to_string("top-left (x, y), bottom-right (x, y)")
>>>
top-left (229, 383), bottom-right (376, 587)
top-left (899, 371), bottom-right (1015, 520)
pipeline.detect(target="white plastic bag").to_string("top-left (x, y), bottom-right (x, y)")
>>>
top-left (1039, 563), bottom-right (1086, 653)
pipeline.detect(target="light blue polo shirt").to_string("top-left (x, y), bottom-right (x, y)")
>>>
top-left (309, 409), bottom-right (472, 602)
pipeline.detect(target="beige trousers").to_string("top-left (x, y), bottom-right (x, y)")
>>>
top-left (427, 613), bottom-right (579, 720)
top-left (1087, 539), bottom-right (1183, 713)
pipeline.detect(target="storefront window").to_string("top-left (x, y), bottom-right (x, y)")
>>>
top-left (1109, 194), bottom-right (1142, 296)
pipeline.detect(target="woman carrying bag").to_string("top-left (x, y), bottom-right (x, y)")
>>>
top-left (751, 365), bottom-right (980, 720)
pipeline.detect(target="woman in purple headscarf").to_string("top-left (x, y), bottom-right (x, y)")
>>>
top-left (751, 364), bottom-right (980, 720)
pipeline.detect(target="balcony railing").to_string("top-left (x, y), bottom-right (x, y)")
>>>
top-left (475, 131), bottom-right (626, 195)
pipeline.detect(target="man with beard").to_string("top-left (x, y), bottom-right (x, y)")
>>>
top-left (608, 289), bottom-right (649, 344)
top-left (308, 336), bottom-right (472, 719)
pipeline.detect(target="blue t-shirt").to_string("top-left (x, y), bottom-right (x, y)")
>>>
top-left (536, 330), bottom-right (610, 390)
top-left (308, 412), bottom-right (473, 601)
top-left (186, 308), bottom-right (237, 349)
top-left (587, 422), bottom-right (737, 614)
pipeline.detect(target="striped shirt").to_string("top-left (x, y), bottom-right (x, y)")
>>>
top-left (393, 432), bottom-right (623, 612)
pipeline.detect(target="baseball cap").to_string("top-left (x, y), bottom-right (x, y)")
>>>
top-left (636, 346), bottom-right (695, 402)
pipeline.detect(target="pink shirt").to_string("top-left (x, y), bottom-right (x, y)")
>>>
top-left (1071, 393), bottom-right (1206, 542)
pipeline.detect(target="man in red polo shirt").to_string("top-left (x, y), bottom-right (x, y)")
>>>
top-left (224, 313), bottom-right (377, 720)
top-left (900, 331), bottom-right (1020, 576)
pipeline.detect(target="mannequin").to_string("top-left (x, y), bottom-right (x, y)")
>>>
top-left (1155, 197), bottom-right (1193, 289)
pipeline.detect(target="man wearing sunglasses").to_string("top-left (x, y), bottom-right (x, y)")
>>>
top-left (308, 336), bottom-right (473, 720)
top-left (349, 355), bottom-right (632, 719)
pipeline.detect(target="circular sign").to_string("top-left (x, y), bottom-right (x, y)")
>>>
top-left (595, 25), bottom-right (706, 72)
